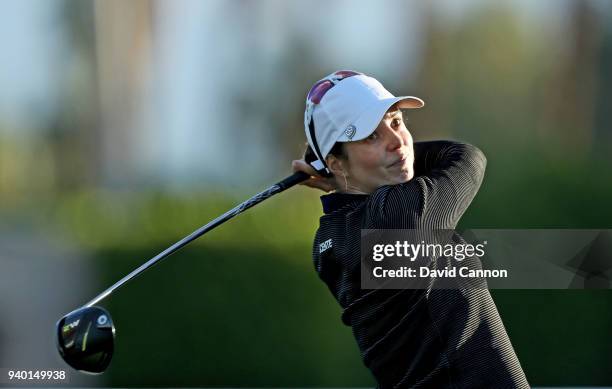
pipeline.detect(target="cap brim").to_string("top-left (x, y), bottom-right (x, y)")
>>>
top-left (396, 96), bottom-right (425, 109)
top-left (336, 96), bottom-right (424, 142)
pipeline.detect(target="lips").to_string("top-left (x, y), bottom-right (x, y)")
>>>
top-left (388, 154), bottom-right (408, 168)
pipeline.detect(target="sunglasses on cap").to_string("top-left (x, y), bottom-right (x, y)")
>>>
top-left (305, 70), bottom-right (363, 176)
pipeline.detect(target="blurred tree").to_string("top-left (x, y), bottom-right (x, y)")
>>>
top-left (416, 3), bottom-right (541, 150)
top-left (48, 0), bottom-right (100, 191)
top-left (592, 6), bottom-right (612, 152)
top-left (537, 0), bottom-right (603, 159)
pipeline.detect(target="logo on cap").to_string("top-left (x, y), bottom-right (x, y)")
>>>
top-left (344, 125), bottom-right (356, 140)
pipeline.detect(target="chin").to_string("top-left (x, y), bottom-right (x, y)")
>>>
top-left (393, 170), bottom-right (413, 184)
top-left (401, 165), bottom-right (415, 181)
top-left (403, 171), bottom-right (415, 182)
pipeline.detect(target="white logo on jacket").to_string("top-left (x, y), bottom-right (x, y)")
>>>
top-left (319, 239), bottom-right (332, 253)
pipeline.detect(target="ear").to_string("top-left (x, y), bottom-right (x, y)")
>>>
top-left (326, 154), bottom-right (346, 177)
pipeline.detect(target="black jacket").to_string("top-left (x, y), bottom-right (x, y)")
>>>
top-left (312, 141), bottom-right (529, 388)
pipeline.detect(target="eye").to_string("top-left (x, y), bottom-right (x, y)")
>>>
top-left (391, 117), bottom-right (402, 128)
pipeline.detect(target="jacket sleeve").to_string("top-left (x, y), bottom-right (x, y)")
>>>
top-left (368, 140), bottom-right (487, 229)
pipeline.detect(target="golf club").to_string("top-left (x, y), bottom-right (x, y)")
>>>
top-left (55, 171), bottom-right (310, 374)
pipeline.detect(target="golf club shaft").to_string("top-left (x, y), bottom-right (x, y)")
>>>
top-left (83, 171), bottom-right (310, 308)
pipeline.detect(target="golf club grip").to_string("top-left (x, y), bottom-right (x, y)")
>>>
top-left (276, 171), bottom-right (310, 190)
top-left (82, 171), bottom-right (311, 308)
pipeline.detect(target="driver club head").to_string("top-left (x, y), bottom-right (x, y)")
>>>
top-left (56, 306), bottom-right (115, 374)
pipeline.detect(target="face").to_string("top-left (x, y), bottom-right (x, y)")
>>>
top-left (329, 107), bottom-right (415, 193)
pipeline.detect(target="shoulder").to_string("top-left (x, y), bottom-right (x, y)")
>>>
top-left (363, 179), bottom-right (426, 228)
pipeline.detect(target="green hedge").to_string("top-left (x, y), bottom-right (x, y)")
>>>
top-left (98, 245), bottom-right (374, 387)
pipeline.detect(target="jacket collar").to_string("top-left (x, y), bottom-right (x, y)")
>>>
top-left (320, 192), bottom-right (369, 214)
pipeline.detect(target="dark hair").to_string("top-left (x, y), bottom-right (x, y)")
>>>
top-left (304, 142), bottom-right (346, 163)
top-left (328, 142), bottom-right (346, 158)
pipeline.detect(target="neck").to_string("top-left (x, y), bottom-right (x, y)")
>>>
top-left (337, 175), bottom-right (371, 195)
top-left (340, 186), bottom-right (370, 195)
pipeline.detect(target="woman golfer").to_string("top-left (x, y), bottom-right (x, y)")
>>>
top-left (292, 70), bottom-right (529, 388)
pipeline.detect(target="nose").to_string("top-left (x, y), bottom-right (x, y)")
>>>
top-left (385, 126), bottom-right (404, 152)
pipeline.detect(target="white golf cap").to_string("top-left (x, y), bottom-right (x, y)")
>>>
top-left (304, 72), bottom-right (424, 173)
